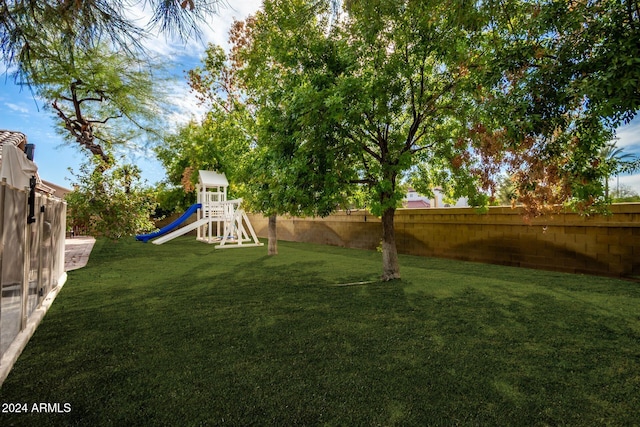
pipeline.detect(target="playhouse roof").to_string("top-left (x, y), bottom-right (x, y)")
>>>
top-left (199, 170), bottom-right (228, 188)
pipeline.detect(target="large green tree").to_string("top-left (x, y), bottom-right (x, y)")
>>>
top-left (451, 0), bottom-right (633, 216)
top-left (1, 0), bottom-right (226, 166)
top-left (157, 44), bottom-right (255, 209)
top-left (30, 37), bottom-right (171, 238)
top-left (33, 41), bottom-right (167, 165)
top-left (234, 0), bottom-right (494, 279)
top-left (232, 9), bottom-right (354, 255)
top-left (158, 0), bottom-right (637, 278)
top-left (162, 34), bottom-right (349, 255)
top-left (235, 0), bottom-right (637, 281)
top-left (547, 0), bottom-right (640, 125)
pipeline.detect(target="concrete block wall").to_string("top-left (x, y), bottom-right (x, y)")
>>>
top-left (247, 204), bottom-right (640, 277)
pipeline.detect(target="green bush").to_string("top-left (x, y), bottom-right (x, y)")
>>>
top-left (66, 158), bottom-right (156, 239)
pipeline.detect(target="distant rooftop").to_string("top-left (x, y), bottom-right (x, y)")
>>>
top-left (404, 200), bottom-right (431, 209)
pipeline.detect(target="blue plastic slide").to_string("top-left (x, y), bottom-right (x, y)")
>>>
top-left (135, 203), bottom-right (202, 243)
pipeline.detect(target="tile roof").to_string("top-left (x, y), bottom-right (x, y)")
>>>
top-left (0, 130), bottom-right (28, 163)
top-left (404, 200), bottom-right (431, 208)
top-left (0, 129), bottom-right (28, 150)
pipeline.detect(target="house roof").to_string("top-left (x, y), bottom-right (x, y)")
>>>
top-left (404, 200), bottom-right (431, 208)
top-left (42, 179), bottom-right (71, 197)
top-left (0, 129), bottom-right (28, 153)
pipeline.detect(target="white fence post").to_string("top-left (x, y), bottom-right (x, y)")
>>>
top-left (0, 180), bottom-right (5, 350)
top-left (20, 184), bottom-right (30, 331)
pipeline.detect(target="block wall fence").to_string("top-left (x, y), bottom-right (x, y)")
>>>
top-left (246, 204), bottom-right (640, 277)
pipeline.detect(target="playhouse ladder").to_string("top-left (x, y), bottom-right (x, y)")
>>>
top-left (216, 209), bottom-right (263, 249)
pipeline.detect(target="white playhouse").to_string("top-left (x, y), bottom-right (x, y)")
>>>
top-left (149, 170), bottom-right (263, 248)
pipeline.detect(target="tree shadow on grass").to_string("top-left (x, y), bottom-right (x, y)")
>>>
top-left (3, 237), bottom-right (640, 426)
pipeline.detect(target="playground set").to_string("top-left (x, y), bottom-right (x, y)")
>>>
top-left (136, 170), bottom-right (263, 249)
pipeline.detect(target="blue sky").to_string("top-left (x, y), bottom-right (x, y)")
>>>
top-left (1, 0), bottom-right (639, 195)
top-left (0, 0), bottom-right (263, 189)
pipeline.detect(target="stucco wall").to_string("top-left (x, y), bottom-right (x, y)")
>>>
top-left (247, 204), bottom-right (640, 277)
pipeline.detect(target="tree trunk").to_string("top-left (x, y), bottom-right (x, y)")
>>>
top-left (381, 206), bottom-right (400, 281)
top-left (268, 214), bottom-right (278, 255)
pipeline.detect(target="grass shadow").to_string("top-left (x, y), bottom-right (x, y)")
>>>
top-left (0, 237), bottom-right (638, 425)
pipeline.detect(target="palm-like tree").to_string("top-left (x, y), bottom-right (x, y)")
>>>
top-left (600, 141), bottom-right (638, 198)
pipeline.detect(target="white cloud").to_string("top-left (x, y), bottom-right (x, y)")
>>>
top-left (197, 0), bottom-right (264, 49)
top-left (163, 80), bottom-right (207, 125)
top-left (126, 0), bottom-right (262, 128)
top-left (614, 118), bottom-right (640, 151)
top-left (5, 102), bottom-right (29, 114)
top-left (128, 0), bottom-right (262, 60)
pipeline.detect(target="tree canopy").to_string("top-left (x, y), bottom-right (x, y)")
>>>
top-left (1, 0), bottom-right (228, 167)
top-left (33, 40), bottom-right (167, 165)
top-left (158, 0), bottom-right (639, 280)
top-left (1, 0), bottom-right (225, 81)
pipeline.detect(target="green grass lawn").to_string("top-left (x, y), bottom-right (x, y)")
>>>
top-left (1, 237), bottom-right (639, 426)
